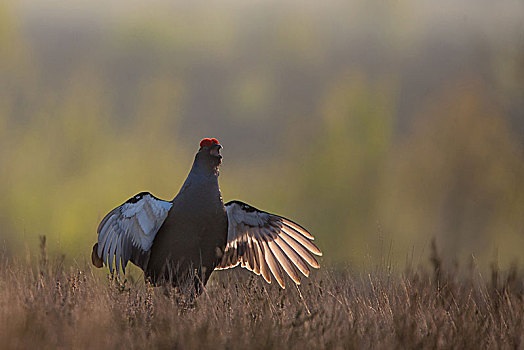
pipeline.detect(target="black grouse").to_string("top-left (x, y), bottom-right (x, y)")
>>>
top-left (91, 138), bottom-right (322, 294)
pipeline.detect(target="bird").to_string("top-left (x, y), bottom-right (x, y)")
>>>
top-left (91, 138), bottom-right (322, 295)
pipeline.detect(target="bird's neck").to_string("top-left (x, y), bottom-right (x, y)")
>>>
top-left (189, 159), bottom-right (220, 179)
top-left (175, 158), bottom-right (220, 199)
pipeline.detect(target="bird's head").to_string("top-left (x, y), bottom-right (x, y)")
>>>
top-left (196, 138), bottom-right (223, 172)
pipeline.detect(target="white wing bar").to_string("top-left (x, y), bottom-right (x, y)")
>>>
top-left (95, 192), bottom-right (172, 274)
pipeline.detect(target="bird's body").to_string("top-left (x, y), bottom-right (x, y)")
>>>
top-left (146, 162), bottom-right (228, 290)
top-left (92, 138), bottom-right (322, 296)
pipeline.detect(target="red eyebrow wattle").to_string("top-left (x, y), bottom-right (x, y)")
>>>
top-left (200, 138), bottom-right (220, 147)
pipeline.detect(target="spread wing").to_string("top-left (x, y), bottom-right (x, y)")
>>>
top-left (216, 200), bottom-right (322, 289)
top-left (92, 192), bottom-right (172, 274)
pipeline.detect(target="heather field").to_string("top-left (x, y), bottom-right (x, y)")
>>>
top-left (1, 1), bottom-right (523, 349)
top-left (1, 239), bottom-right (523, 349)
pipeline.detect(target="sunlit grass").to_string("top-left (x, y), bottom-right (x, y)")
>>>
top-left (0, 238), bottom-right (523, 348)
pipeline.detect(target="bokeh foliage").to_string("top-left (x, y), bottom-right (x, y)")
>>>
top-left (0, 0), bottom-right (523, 269)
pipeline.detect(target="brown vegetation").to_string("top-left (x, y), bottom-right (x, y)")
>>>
top-left (0, 238), bottom-right (522, 349)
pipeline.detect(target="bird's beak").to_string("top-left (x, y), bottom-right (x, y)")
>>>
top-left (210, 144), bottom-right (222, 157)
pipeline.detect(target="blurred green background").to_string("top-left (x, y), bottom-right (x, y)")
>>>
top-left (1, 0), bottom-right (523, 270)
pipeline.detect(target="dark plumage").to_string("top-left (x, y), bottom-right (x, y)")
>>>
top-left (146, 143), bottom-right (227, 292)
top-left (92, 138), bottom-right (322, 295)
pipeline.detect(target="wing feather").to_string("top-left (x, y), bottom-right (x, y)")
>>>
top-left (255, 238), bottom-right (271, 283)
top-left (92, 192), bottom-right (172, 274)
top-left (115, 235), bottom-right (123, 273)
top-left (98, 217), bottom-right (115, 257)
top-left (281, 226), bottom-right (323, 256)
top-left (246, 236), bottom-right (256, 272)
top-left (282, 219), bottom-right (314, 240)
top-left (103, 225), bottom-right (116, 266)
top-left (268, 239), bottom-right (301, 285)
top-left (260, 239), bottom-right (285, 288)
top-left (108, 232), bottom-right (118, 273)
top-left (274, 236), bottom-right (311, 277)
top-left (217, 200), bottom-right (322, 288)
top-left (279, 231), bottom-right (320, 269)
top-left (247, 236), bottom-right (260, 274)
